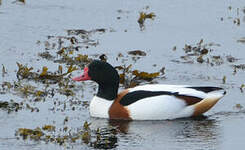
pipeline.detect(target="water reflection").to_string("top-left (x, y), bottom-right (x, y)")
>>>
top-left (108, 119), bottom-right (131, 134)
top-left (174, 117), bottom-right (220, 149)
top-left (91, 116), bottom-right (221, 149)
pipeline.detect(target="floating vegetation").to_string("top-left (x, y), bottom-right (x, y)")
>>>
top-left (67, 28), bottom-right (106, 36)
top-left (132, 70), bottom-right (160, 81)
top-left (173, 39), bottom-right (239, 66)
top-left (74, 54), bottom-right (91, 63)
top-left (0, 100), bottom-right (23, 113)
top-left (54, 45), bottom-right (92, 65)
top-left (16, 63), bottom-right (77, 83)
top-left (222, 76), bottom-right (226, 84)
top-left (234, 104), bottom-right (243, 110)
top-left (0, 62), bottom-right (81, 106)
top-left (232, 64), bottom-right (245, 70)
top-left (115, 63), bottom-right (164, 88)
top-left (16, 63), bottom-right (34, 79)
top-left (128, 50), bottom-right (147, 56)
top-left (58, 88), bottom-right (74, 96)
top-left (37, 28), bottom-right (107, 71)
top-left (2, 64), bottom-right (7, 77)
top-left (240, 84), bottom-right (245, 93)
top-left (42, 125), bottom-right (56, 132)
top-left (15, 83), bottom-right (40, 97)
top-left (16, 122), bottom-right (118, 149)
top-left (226, 55), bottom-right (239, 63)
top-left (0, 98), bottom-right (40, 113)
top-left (114, 51), bottom-right (165, 88)
top-left (221, 6), bottom-right (245, 26)
top-left (0, 82), bottom-right (42, 112)
top-left (38, 51), bottom-right (55, 61)
top-left (1, 82), bottom-right (13, 93)
top-left (138, 11), bottom-right (156, 30)
top-left (17, 127), bottom-right (44, 140)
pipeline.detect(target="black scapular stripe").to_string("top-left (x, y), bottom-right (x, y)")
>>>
top-left (186, 87), bottom-right (223, 93)
top-left (119, 87), bottom-right (223, 106)
top-left (119, 90), bottom-right (180, 106)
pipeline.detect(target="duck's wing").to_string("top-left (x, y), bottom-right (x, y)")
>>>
top-left (119, 84), bottom-right (226, 106)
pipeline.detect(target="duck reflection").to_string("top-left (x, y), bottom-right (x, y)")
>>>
top-left (174, 116), bottom-right (220, 148)
top-left (108, 119), bottom-right (131, 134)
top-left (90, 116), bottom-right (221, 149)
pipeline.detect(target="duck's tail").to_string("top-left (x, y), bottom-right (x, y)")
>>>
top-left (192, 88), bottom-right (226, 116)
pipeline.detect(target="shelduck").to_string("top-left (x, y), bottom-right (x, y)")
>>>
top-left (72, 60), bottom-right (226, 120)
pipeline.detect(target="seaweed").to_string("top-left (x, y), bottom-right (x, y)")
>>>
top-left (234, 104), bottom-right (243, 110)
top-left (1, 82), bottom-right (13, 91)
top-left (132, 70), bottom-right (160, 81)
top-left (173, 39), bottom-right (239, 66)
top-left (38, 51), bottom-right (55, 61)
top-left (128, 50), bottom-right (147, 56)
top-left (16, 63), bottom-right (77, 83)
top-left (0, 100), bottom-right (22, 113)
top-left (115, 62), bottom-right (164, 88)
top-left (16, 122), bottom-right (118, 149)
top-left (221, 6), bottom-right (244, 26)
top-left (42, 125), bottom-right (56, 132)
top-left (222, 76), bottom-right (226, 84)
top-left (226, 55), bottom-right (239, 63)
top-left (17, 128), bottom-right (44, 140)
top-left (240, 84), bottom-right (245, 93)
top-left (37, 28), bottom-right (105, 69)
top-left (232, 64), bottom-right (245, 70)
top-left (2, 64), bottom-right (7, 77)
top-left (138, 12), bottom-right (156, 30)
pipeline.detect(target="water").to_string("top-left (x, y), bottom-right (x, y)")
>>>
top-left (0, 0), bottom-right (245, 149)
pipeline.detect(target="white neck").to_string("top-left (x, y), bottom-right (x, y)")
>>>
top-left (89, 96), bottom-right (113, 118)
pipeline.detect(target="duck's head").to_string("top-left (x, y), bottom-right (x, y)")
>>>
top-left (72, 60), bottom-right (119, 84)
top-left (72, 60), bottom-right (119, 100)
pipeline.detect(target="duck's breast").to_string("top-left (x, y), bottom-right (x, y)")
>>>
top-left (90, 96), bottom-right (113, 118)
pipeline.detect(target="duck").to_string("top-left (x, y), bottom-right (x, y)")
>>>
top-left (72, 60), bottom-right (226, 120)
